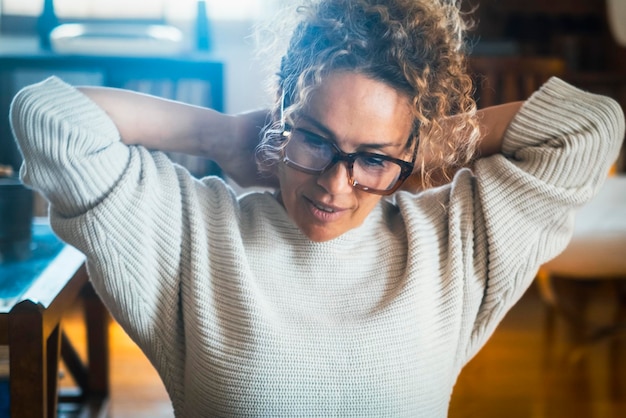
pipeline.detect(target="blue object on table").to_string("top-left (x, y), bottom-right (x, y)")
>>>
top-left (0, 378), bottom-right (7, 418)
top-left (0, 222), bottom-right (64, 302)
top-left (0, 379), bottom-right (7, 418)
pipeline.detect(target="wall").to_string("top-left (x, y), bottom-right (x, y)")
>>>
top-left (209, 20), bottom-right (274, 114)
top-left (469, 0), bottom-right (611, 69)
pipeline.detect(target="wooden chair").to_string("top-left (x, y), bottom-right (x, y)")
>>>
top-left (468, 56), bottom-right (567, 108)
top-left (536, 174), bottom-right (626, 362)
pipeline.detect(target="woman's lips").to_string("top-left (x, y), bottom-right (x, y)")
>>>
top-left (304, 196), bottom-right (346, 222)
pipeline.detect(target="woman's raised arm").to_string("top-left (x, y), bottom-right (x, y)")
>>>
top-left (78, 86), bottom-right (273, 187)
top-left (474, 101), bottom-right (524, 157)
top-left (402, 100), bottom-right (524, 191)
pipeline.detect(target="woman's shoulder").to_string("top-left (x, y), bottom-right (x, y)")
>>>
top-left (196, 178), bottom-right (286, 221)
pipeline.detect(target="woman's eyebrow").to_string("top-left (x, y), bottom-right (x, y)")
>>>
top-left (299, 114), bottom-right (335, 138)
top-left (298, 114), bottom-right (400, 150)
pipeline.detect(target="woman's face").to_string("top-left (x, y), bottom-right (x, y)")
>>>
top-left (277, 71), bottom-right (414, 242)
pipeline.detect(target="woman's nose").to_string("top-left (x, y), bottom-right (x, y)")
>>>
top-left (316, 161), bottom-right (353, 194)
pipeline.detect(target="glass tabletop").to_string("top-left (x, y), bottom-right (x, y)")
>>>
top-left (0, 221), bottom-right (64, 302)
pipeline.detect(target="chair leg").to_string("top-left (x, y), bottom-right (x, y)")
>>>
top-left (47, 324), bottom-right (62, 416)
top-left (83, 282), bottom-right (110, 398)
top-left (563, 280), bottom-right (626, 362)
top-left (614, 281), bottom-right (626, 328)
top-left (60, 331), bottom-right (89, 395)
top-left (535, 271), bottom-right (594, 362)
top-left (611, 281), bottom-right (626, 399)
top-left (536, 270), bottom-right (562, 363)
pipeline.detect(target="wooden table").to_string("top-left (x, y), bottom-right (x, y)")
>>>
top-left (0, 220), bottom-right (110, 417)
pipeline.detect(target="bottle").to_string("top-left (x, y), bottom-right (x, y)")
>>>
top-left (0, 166), bottom-right (33, 263)
top-left (37, 0), bottom-right (59, 50)
top-left (195, 0), bottom-right (212, 51)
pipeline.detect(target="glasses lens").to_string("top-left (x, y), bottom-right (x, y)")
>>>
top-left (353, 156), bottom-right (403, 191)
top-left (284, 129), bottom-right (334, 171)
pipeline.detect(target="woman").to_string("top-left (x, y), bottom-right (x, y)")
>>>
top-left (11, 0), bottom-right (624, 416)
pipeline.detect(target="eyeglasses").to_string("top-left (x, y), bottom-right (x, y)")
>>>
top-left (280, 124), bottom-right (416, 195)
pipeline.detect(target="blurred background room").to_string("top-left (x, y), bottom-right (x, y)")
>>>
top-left (0, 0), bottom-right (625, 417)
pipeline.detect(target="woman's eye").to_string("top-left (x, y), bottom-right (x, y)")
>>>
top-left (361, 156), bottom-right (386, 168)
top-left (300, 131), bottom-right (328, 149)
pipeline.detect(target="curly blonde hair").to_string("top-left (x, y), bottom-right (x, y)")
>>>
top-left (256, 0), bottom-right (481, 189)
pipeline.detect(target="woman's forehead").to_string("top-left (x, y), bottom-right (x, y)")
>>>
top-left (300, 72), bottom-right (414, 148)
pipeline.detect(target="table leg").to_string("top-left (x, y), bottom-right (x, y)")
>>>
top-left (47, 324), bottom-right (61, 416)
top-left (7, 277), bottom-right (110, 417)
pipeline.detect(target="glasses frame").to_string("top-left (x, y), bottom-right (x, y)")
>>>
top-left (278, 92), bottom-right (417, 195)
top-left (281, 126), bottom-right (415, 195)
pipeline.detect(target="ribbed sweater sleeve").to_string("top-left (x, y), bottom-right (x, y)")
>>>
top-left (10, 77), bottom-right (191, 407)
top-left (465, 77), bottom-right (624, 359)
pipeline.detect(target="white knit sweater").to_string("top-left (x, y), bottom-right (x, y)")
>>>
top-left (11, 77), bottom-right (624, 417)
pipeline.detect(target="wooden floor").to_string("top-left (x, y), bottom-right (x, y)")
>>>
top-left (450, 282), bottom-right (626, 418)
top-left (61, 281), bottom-right (626, 418)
